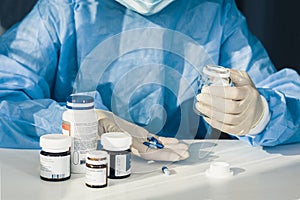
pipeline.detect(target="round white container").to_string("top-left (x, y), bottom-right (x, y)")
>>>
top-left (62, 94), bottom-right (98, 174)
top-left (40, 134), bottom-right (71, 181)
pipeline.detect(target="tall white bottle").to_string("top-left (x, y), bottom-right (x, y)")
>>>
top-left (62, 94), bottom-right (98, 174)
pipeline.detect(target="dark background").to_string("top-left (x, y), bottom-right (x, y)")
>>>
top-left (0, 0), bottom-right (300, 73)
top-left (236, 0), bottom-right (300, 73)
top-left (0, 0), bottom-right (36, 30)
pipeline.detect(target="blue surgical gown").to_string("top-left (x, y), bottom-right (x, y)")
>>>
top-left (0, 0), bottom-right (299, 149)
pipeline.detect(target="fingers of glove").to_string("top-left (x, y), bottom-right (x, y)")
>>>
top-left (143, 142), bottom-right (189, 161)
top-left (139, 147), bottom-right (190, 162)
top-left (196, 103), bottom-right (246, 125)
top-left (96, 109), bottom-right (110, 120)
top-left (229, 69), bottom-right (254, 87)
top-left (98, 118), bottom-right (123, 134)
top-left (203, 114), bottom-right (254, 136)
top-left (203, 116), bottom-right (242, 136)
top-left (131, 135), bottom-right (185, 153)
top-left (157, 136), bottom-right (179, 145)
top-left (131, 146), bottom-right (185, 162)
top-left (196, 93), bottom-right (246, 114)
top-left (96, 110), bottom-right (190, 161)
top-left (146, 133), bottom-right (179, 145)
top-left (131, 136), bottom-right (189, 161)
top-left (97, 110), bottom-right (149, 139)
top-left (200, 85), bottom-right (248, 100)
top-left (164, 142), bottom-right (189, 151)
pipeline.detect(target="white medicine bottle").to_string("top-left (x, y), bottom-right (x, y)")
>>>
top-left (201, 65), bottom-right (232, 87)
top-left (62, 94), bottom-right (98, 174)
top-left (194, 65), bottom-right (232, 116)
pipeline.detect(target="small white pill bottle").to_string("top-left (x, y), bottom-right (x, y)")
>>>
top-left (85, 150), bottom-right (108, 188)
top-left (40, 134), bottom-right (71, 181)
top-left (62, 94), bottom-right (98, 174)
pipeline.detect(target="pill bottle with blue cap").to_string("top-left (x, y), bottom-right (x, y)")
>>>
top-left (62, 94), bottom-right (98, 174)
top-left (40, 134), bottom-right (71, 181)
top-left (101, 132), bottom-right (132, 179)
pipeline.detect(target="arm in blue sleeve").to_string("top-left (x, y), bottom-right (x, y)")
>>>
top-left (219, 0), bottom-right (300, 146)
top-left (0, 99), bottom-right (65, 149)
top-left (0, 1), bottom-right (65, 149)
top-left (238, 69), bottom-right (300, 146)
top-left (0, 0), bottom-right (110, 149)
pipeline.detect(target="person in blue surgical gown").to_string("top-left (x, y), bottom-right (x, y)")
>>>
top-left (0, 0), bottom-right (299, 161)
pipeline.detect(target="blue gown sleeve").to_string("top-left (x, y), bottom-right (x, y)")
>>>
top-left (0, 1), bottom-right (67, 149)
top-left (219, 0), bottom-right (300, 146)
top-left (240, 69), bottom-right (300, 146)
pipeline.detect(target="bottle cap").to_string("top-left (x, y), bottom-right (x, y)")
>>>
top-left (203, 65), bottom-right (230, 78)
top-left (101, 132), bottom-right (132, 151)
top-left (40, 134), bottom-right (71, 153)
top-left (66, 94), bottom-right (94, 110)
top-left (86, 150), bottom-right (108, 165)
top-left (205, 161), bottom-right (233, 178)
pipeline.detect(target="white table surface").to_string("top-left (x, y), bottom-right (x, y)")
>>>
top-left (1, 139), bottom-right (300, 200)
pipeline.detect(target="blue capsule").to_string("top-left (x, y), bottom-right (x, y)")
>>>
top-left (143, 141), bottom-right (164, 149)
top-left (147, 136), bottom-right (159, 143)
top-left (162, 166), bottom-right (171, 175)
top-left (143, 141), bottom-right (158, 149)
top-left (146, 136), bottom-right (164, 149)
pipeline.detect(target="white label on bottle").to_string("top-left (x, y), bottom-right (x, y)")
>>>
top-left (67, 121), bottom-right (98, 174)
top-left (71, 121), bottom-right (98, 138)
top-left (107, 154), bottom-right (110, 177)
top-left (85, 167), bottom-right (107, 186)
top-left (115, 154), bottom-right (131, 177)
top-left (40, 154), bottom-right (70, 179)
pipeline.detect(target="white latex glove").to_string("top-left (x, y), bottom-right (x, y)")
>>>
top-left (97, 110), bottom-right (189, 161)
top-left (195, 69), bottom-right (267, 136)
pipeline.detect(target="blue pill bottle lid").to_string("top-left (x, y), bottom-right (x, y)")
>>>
top-left (66, 94), bottom-right (94, 110)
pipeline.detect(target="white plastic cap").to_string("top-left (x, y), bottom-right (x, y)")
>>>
top-left (101, 132), bottom-right (132, 151)
top-left (205, 161), bottom-right (233, 178)
top-left (40, 134), bottom-right (71, 153)
top-left (86, 150), bottom-right (108, 165)
top-left (203, 65), bottom-right (230, 78)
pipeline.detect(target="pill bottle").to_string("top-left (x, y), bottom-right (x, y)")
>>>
top-left (201, 65), bottom-right (232, 86)
top-left (194, 65), bottom-right (232, 116)
top-left (62, 94), bottom-right (98, 174)
top-left (40, 134), bottom-right (71, 181)
top-left (101, 132), bottom-right (132, 179)
top-left (85, 150), bottom-right (108, 188)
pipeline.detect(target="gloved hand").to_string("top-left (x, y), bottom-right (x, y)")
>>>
top-left (97, 110), bottom-right (189, 161)
top-left (195, 69), bottom-right (267, 136)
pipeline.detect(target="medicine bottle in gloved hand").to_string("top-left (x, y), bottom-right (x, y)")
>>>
top-left (195, 68), bottom-right (270, 136)
top-left (193, 65), bottom-right (232, 116)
